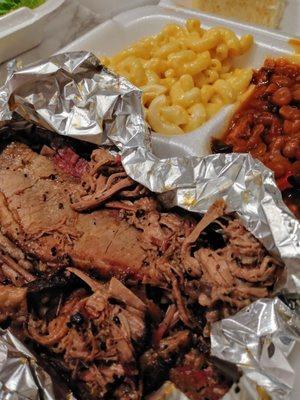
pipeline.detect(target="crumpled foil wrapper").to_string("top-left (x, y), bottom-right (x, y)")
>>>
top-left (212, 298), bottom-right (300, 400)
top-left (0, 51), bottom-right (299, 400)
top-left (0, 330), bottom-right (56, 400)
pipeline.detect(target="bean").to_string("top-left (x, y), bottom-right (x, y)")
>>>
top-left (250, 99), bottom-right (269, 111)
top-left (267, 161), bottom-right (286, 178)
top-left (283, 119), bottom-right (300, 135)
top-left (271, 87), bottom-right (292, 106)
top-left (257, 112), bottom-right (275, 125)
top-left (269, 136), bottom-right (285, 152)
top-left (282, 139), bottom-right (299, 158)
top-left (264, 83), bottom-right (278, 95)
top-left (271, 75), bottom-right (292, 87)
top-left (279, 105), bottom-right (300, 120)
top-left (292, 88), bottom-right (300, 101)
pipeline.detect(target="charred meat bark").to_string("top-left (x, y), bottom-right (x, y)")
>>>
top-left (140, 330), bottom-right (191, 393)
top-left (27, 269), bottom-right (146, 399)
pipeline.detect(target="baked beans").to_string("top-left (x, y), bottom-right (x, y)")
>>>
top-left (212, 59), bottom-right (300, 219)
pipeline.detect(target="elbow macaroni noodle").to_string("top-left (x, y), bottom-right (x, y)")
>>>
top-left (101, 19), bottom-right (254, 135)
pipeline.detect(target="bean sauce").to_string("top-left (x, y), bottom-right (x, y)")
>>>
top-left (214, 59), bottom-right (300, 219)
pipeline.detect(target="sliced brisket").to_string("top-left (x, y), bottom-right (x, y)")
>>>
top-left (0, 142), bottom-right (146, 278)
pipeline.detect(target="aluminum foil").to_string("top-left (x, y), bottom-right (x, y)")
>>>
top-left (149, 377), bottom-right (273, 400)
top-left (0, 51), bottom-right (299, 400)
top-left (0, 330), bottom-right (55, 400)
top-left (211, 298), bottom-right (300, 400)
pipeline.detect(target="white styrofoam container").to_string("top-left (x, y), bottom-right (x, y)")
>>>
top-left (80, 0), bottom-right (159, 20)
top-left (164, 0), bottom-right (300, 36)
top-left (0, 0), bottom-right (65, 64)
top-left (60, 8), bottom-right (300, 397)
top-left (60, 2), bottom-right (295, 159)
top-left (0, 0), bottom-right (297, 397)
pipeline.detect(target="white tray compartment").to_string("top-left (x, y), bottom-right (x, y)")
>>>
top-left (162, 0), bottom-right (300, 36)
top-left (0, 0), bottom-right (65, 64)
top-left (79, 0), bottom-right (159, 19)
top-left (61, 4), bottom-right (294, 158)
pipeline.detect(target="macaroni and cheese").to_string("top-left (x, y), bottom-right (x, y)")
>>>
top-left (101, 19), bottom-right (254, 135)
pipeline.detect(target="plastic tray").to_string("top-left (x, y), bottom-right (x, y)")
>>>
top-left (0, 0), bottom-right (65, 64)
top-left (60, 2), bottom-right (295, 159)
top-left (164, 0), bottom-right (300, 36)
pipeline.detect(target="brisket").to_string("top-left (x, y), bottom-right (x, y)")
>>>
top-left (0, 142), bottom-right (146, 278)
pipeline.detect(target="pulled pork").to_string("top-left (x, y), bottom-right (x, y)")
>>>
top-left (0, 139), bottom-right (284, 400)
top-left (28, 269), bottom-right (145, 399)
top-left (71, 148), bottom-right (147, 212)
